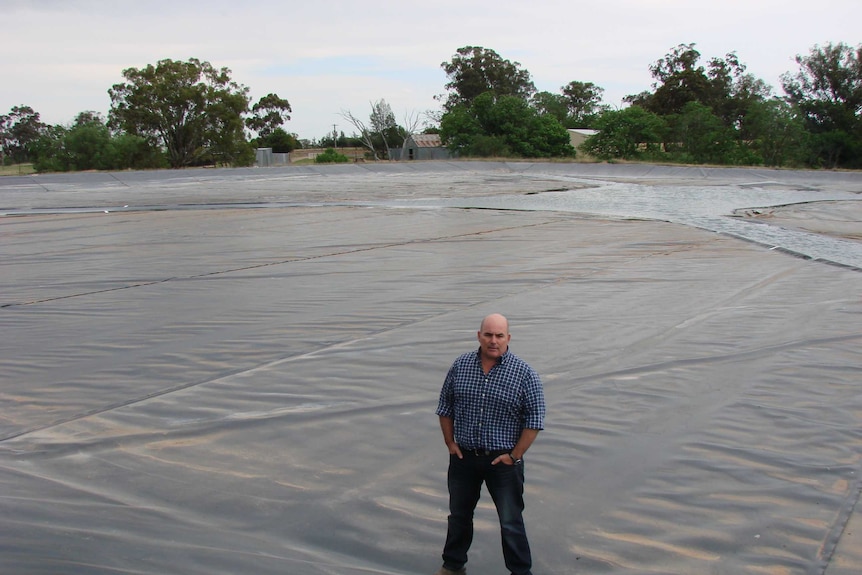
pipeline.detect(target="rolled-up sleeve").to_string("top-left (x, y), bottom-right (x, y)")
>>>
top-left (522, 369), bottom-right (545, 430)
top-left (436, 364), bottom-right (456, 418)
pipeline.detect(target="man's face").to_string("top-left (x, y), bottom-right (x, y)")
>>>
top-left (477, 316), bottom-right (511, 361)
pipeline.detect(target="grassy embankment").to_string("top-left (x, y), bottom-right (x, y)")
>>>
top-left (0, 163), bottom-right (35, 176)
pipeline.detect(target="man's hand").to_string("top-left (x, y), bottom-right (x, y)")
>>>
top-left (492, 453), bottom-right (515, 466)
top-left (439, 416), bottom-right (463, 459)
top-left (447, 442), bottom-right (463, 459)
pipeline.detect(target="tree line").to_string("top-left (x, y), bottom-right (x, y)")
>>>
top-left (1, 42), bottom-right (860, 171)
top-left (1, 58), bottom-right (295, 171)
top-left (437, 43), bottom-right (861, 169)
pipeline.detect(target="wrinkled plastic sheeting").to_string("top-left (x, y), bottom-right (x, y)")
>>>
top-left (1, 164), bottom-right (862, 575)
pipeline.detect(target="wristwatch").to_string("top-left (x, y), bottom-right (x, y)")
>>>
top-left (509, 452), bottom-right (522, 466)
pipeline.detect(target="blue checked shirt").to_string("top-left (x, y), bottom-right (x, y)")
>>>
top-left (436, 348), bottom-right (545, 451)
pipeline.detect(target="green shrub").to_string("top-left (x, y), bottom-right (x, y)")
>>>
top-left (315, 148), bottom-right (350, 163)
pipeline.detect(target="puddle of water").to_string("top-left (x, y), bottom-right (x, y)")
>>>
top-left (379, 180), bottom-right (862, 269)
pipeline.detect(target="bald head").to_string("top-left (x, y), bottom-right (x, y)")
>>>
top-left (480, 313), bottom-right (509, 333)
top-left (477, 314), bottom-right (511, 362)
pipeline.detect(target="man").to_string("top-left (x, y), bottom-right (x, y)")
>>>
top-left (435, 313), bottom-right (546, 575)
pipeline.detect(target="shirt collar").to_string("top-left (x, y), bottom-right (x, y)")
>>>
top-left (475, 348), bottom-right (510, 365)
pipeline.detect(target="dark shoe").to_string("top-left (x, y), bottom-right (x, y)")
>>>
top-left (433, 567), bottom-right (466, 575)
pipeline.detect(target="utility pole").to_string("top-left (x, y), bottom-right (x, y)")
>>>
top-left (332, 124), bottom-right (338, 149)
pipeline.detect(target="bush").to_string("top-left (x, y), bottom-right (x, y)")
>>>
top-left (315, 148), bottom-right (350, 163)
top-left (112, 134), bottom-right (168, 169)
top-left (582, 106), bottom-right (667, 160)
top-left (466, 135), bottom-right (512, 157)
top-left (439, 93), bottom-right (575, 158)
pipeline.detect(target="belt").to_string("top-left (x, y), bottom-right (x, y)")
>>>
top-left (461, 448), bottom-right (510, 457)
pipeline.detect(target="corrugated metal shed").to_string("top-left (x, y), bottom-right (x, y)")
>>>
top-left (411, 134), bottom-right (443, 148)
top-left (399, 133), bottom-right (451, 160)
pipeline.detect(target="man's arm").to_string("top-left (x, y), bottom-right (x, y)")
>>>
top-left (439, 415), bottom-right (463, 459)
top-left (493, 428), bottom-right (539, 466)
top-left (510, 428), bottom-right (539, 460)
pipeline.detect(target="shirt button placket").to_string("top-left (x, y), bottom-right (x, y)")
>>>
top-left (481, 376), bottom-right (489, 447)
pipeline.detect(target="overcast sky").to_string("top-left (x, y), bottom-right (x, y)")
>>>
top-left (3, 0), bottom-right (860, 140)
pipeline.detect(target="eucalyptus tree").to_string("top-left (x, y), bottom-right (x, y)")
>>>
top-left (0, 105), bottom-right (46, 163)
top-left (561, 81), bottom-right (606, 126)
top-left (440, 46), bottom-right (536, 110)
top-left (108, 58), bottom-right (253, 167)
top-left (628, 44), bottom-right (770, 127)
top-left (246, 93), bottom-right (292, 138)
top-left (781, 42), bottom-right (862, 168)
top-left (531, 91), bottom-right (570, 125)
top-left (531, 82), bottom-right (605, 129)
top-left (626, 44), bottom-right (712, 116)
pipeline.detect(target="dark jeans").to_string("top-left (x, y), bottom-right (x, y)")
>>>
top-left (442, 452), bottom-right (532, 575)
